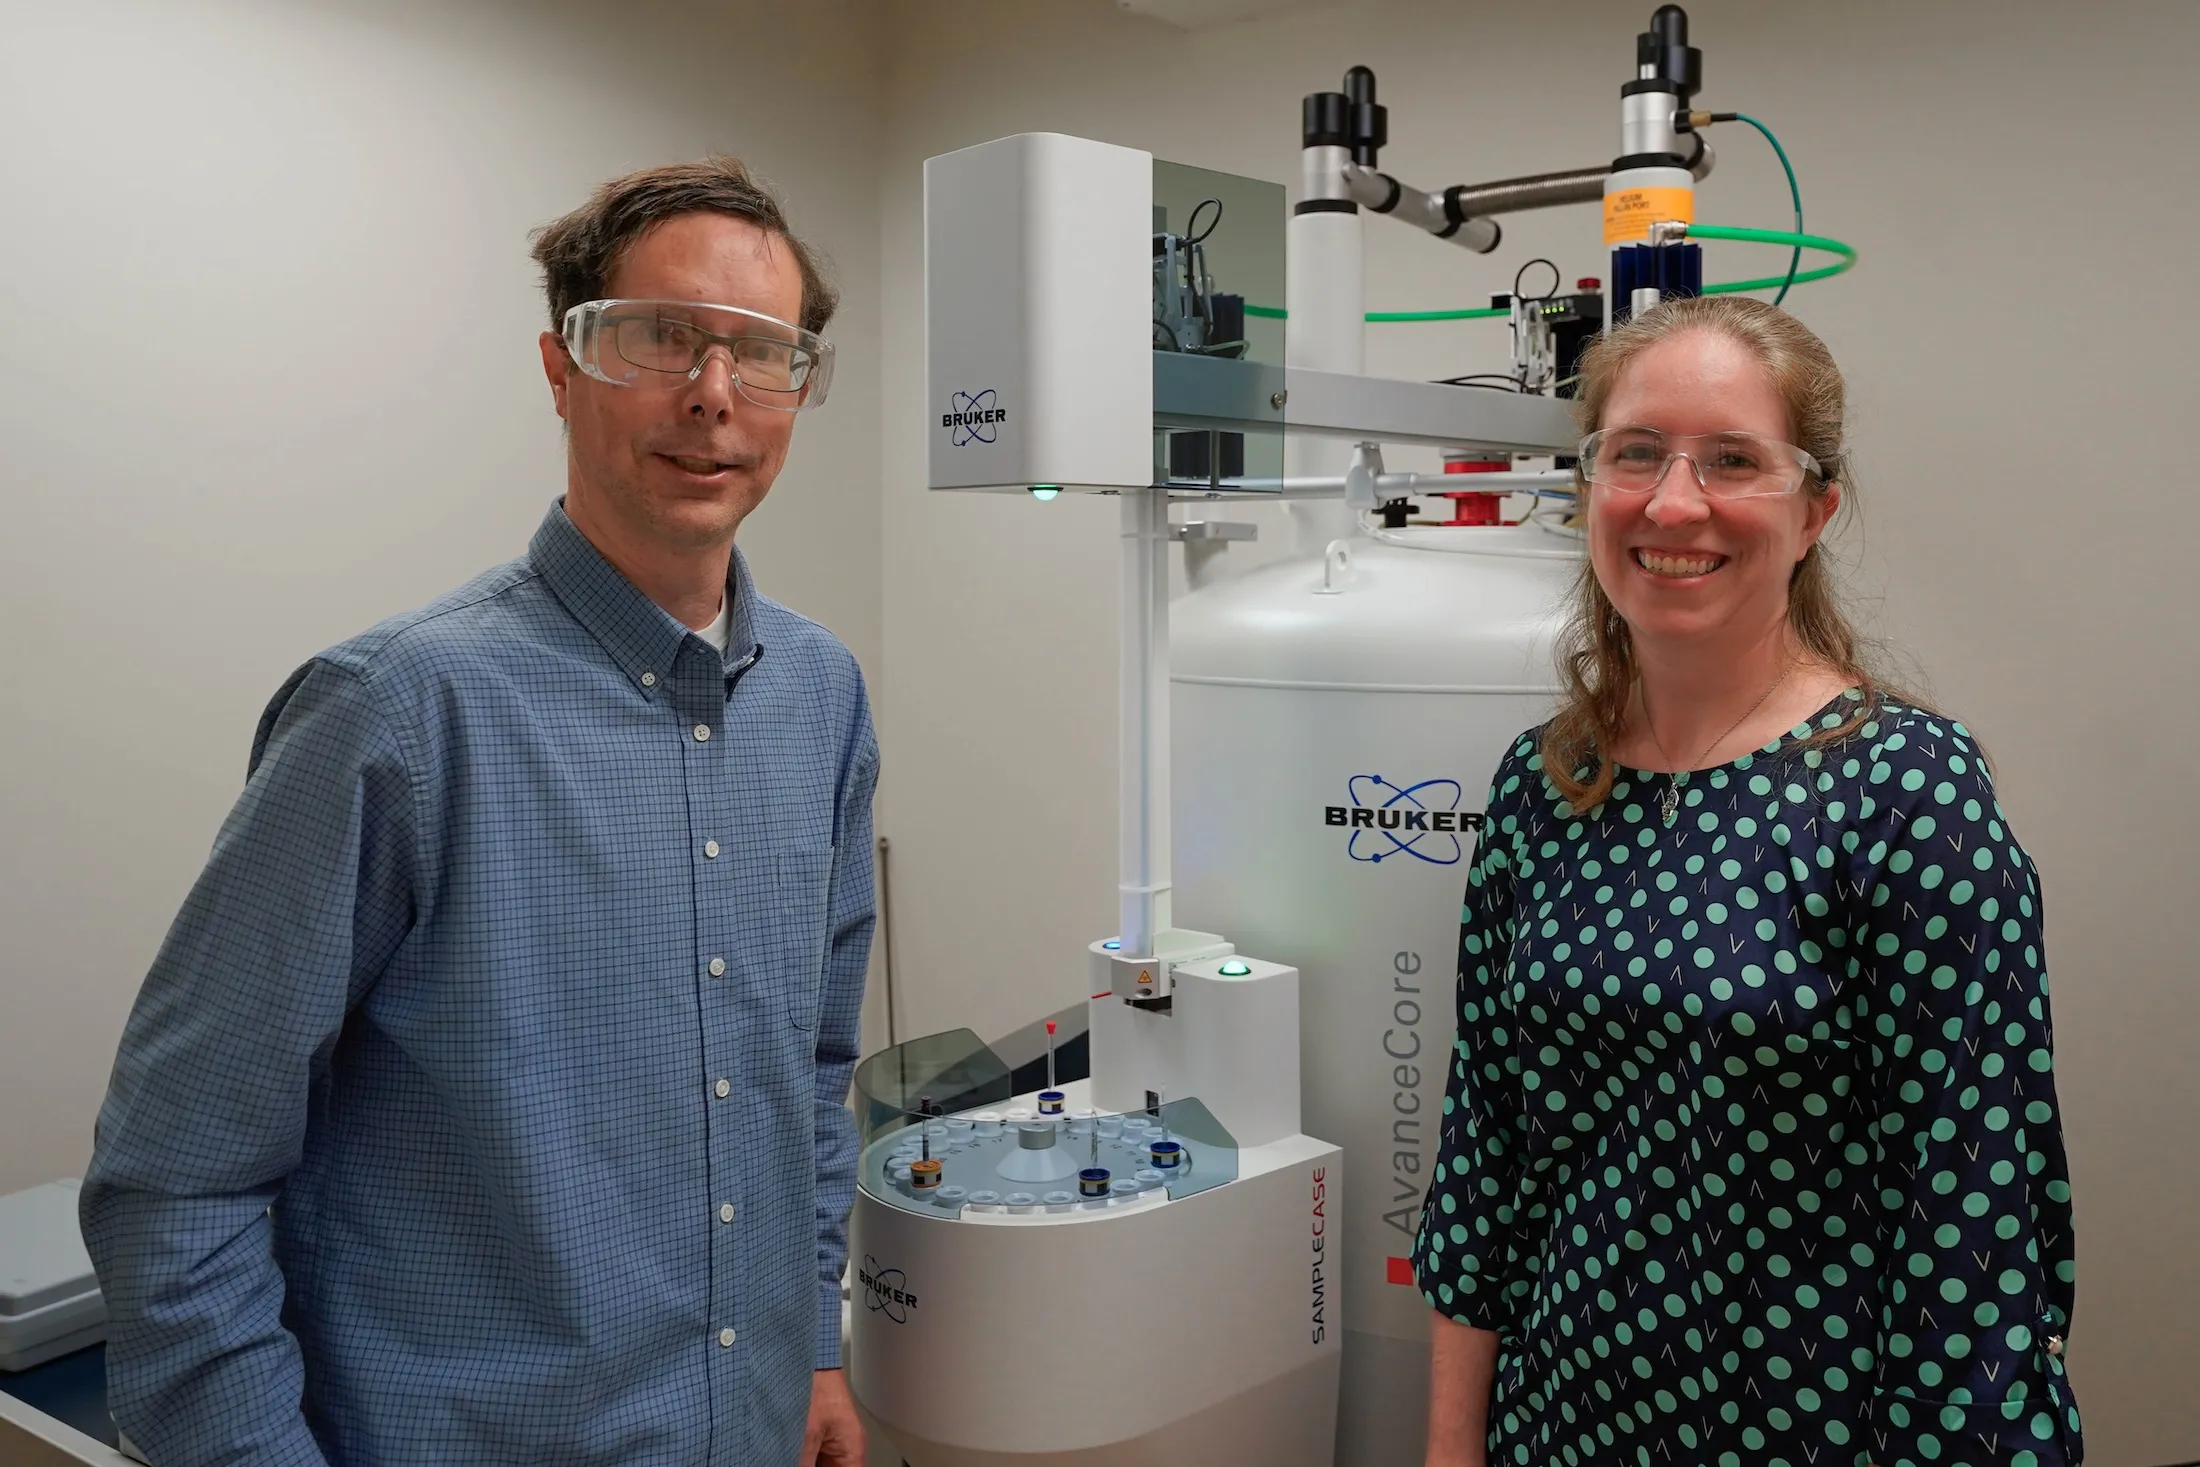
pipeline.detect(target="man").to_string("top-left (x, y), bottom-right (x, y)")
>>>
top-left (80, 158), bottom-right (874, 1466)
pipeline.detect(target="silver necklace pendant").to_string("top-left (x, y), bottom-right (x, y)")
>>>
top-left (1640, 655), bottom-right (1798, 834)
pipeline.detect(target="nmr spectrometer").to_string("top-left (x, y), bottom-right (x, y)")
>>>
top-left (848, 10), bottom-right (1856, 1465)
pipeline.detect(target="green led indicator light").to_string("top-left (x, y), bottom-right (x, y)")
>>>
top-left (1029, 485), bottom-right (1062, 501)
top-left (1218, 960), bottom-right (1252, 976)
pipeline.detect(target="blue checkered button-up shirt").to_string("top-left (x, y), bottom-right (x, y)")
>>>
top-left (80, 503), bottom-right (878, 1467)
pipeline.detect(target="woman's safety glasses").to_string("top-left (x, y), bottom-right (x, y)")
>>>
top-left (1576, 428), bottom-right (1821, 500)
top-left (562, 299), bottom-right (834, 412)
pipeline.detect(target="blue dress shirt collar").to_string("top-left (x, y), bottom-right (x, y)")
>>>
top-left (529, 500), bottom-right (761, 687)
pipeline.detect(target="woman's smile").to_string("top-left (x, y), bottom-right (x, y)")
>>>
top-left (1631, 546), bottom-right (1728, 578)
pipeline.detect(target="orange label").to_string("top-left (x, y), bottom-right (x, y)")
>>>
top-left (1603, 186), bottom-right (1694, 245)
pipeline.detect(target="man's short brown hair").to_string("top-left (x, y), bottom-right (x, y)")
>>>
top-left (530, 156), bottom-right (839, 336)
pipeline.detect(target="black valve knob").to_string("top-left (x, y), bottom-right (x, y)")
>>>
top-left (1634, 5), bottom-right (1702, 101)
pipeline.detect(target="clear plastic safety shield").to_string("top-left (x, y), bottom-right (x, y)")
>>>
top-left (1151, 159), bottom-right (1289, 494)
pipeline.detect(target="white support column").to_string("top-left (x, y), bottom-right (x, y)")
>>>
top-left (1285, 149), bottom-right (1366, 556)
top-left (1118, 484), bottom-right (1172, 957)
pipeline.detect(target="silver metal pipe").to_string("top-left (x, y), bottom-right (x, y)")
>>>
top-left (875, 835), bottom-right (898, 1046)
top-left (1339, 163), bottom-right (1501, 253)
top-left (1622, 89), bottom-right (1684, 160)
top-left (1350, 140), bottom-right (1716, 240)
top-left (1164, 469), bottom-right (1576, 495)
top-left (1300, 143), bottom-right (1352, 206)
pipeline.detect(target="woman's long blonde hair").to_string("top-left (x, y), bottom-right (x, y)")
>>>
top-left (1539, 295), bottom-right (1892, 812)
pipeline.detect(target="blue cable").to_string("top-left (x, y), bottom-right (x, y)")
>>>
top-left (1730, 113), bottom-right (1803, 305)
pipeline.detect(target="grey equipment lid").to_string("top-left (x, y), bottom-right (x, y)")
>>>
top-left (0, 1180), bottom-right (100, 1317)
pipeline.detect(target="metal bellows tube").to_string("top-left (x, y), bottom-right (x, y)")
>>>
top-left (1439, 165), bottom-right (1610, 217)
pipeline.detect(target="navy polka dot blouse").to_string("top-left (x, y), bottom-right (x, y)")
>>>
top-left (1412, 695), bottom-right (2082, 1466)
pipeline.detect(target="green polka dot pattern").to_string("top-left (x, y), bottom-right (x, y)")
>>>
top-left (1411, 696), bottom-right (2082, 1466)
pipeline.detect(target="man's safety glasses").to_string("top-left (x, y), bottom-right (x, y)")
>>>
top-left (562, 299), bottom-right (833, 412)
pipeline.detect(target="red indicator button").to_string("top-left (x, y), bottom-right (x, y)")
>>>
top-left (1386, 1256), bottom-right (1415, 1286)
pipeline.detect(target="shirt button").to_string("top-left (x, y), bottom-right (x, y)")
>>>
top-left (719, 1202), bottom-right (735, 1223)
top-left (640, 671), bottom-right (657, 688)
top-left (718, 1328), bottom-right (736, 1347)
top-left (2047, 1334), bottom-right (2065, 1358)
top-left (708, 957), bottom-right (726, 977)
top-left (715, 1078), bottom-right (730, 1098)
top-left (703, 840), bottom-right (720, 859)
top-left (693, 724), bottom-right (711, 743)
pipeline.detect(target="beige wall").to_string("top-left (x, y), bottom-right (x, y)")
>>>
top-left (0, 0), bottom-right (886, 1188)
top-left (4, 0), bottom-right (2196, 1459)
top-left (873, 1), bottom-right (2200, 1461)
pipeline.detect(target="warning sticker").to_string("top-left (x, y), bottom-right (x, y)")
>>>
top-left (1603, 186), bottom-right (1694, 246)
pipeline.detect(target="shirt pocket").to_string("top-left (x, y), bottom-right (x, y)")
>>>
top-left (774, 846), bottom-right (834, 1031)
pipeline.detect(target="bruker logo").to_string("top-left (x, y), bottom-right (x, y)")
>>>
top-left (942, 389), bottom-right (1006, 445)
top-left (859, 1255), bottom-right (917, 1324)
top-left (1324, 775), bottom-right (1485, 866)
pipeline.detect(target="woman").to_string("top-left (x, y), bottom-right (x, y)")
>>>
top-left (1412, 296), bottom-right (2081, 1467)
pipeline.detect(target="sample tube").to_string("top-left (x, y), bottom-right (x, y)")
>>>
top-left (911, 1095), bottom-right (944, 1187)
top-left (1037, 1021), bottom-right (1065, 1114)
top-left (1149, 1089), bottom-right (1183, 1168)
